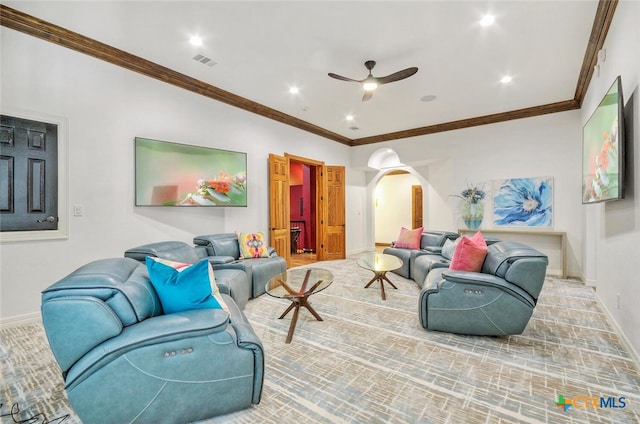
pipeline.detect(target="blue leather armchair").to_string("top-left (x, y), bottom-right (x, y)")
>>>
top-left (124, 240), bottom-right (251, 309)
top-left (41, 257), bottom-right (264, 423)
top-left (193, 233), bottom-right (287, 298)
top-left (419, 241), bottom-right (548, 336)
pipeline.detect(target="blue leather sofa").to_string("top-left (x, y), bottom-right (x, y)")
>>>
top-left (410, 235), bottom-right (503, 288)
top-left (193, 233), bottom-right (287, 298)
top-left (383, 230), bottom-right (459, 278)
top-left (419, 241), bottom-right (548, 336)
top-left (41, 257), bottom-right (264, 423)
top-left (125, 240), bottom-right (251, 309)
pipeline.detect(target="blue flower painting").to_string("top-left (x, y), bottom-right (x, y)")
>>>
top-left (492, 177), bottom-right (553, 227)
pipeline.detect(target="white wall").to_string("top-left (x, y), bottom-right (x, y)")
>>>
top-left (352, 110), bottom-right (584, 277)
top-left (0, 27), bottom-right (360, 321)
top-left (580, 0), bottom-right (640, 362)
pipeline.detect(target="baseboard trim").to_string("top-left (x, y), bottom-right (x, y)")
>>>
top-left (346, 247), bottom-right (371, 257)
top-left (594, 292), bottom-right (640, 371)
top-left (0, 312), bottom-right (41, 329)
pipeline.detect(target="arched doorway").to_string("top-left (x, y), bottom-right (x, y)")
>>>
top-left (366, 148), bottom-right (428, 251)
top-left (374, 170), bottom-right (422, 248)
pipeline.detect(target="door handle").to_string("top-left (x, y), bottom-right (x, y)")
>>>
top-left (37, 216), bottom-right (56, 223)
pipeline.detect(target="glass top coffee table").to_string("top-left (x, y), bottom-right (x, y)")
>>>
top-left (357, 252), bottom-right (403, 300)
top-left (265, 268), bottom-right (334, 343)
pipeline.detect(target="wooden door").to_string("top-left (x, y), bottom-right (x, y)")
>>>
top-left (1, 115), bottom-right (58, 231)
top-left (268, 154), bottom-right (291, 267)
top-left (412, 185), bottom-right (423, 229)
top-left (319, 165), bottom-right (346, 260)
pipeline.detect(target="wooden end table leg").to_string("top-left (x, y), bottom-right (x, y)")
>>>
top-left (284, 302), bottom-right (301, 343)
top-left (364, 274), bottom-right (378, 288)
top-left (364, 271), bottom-right (398, 300)
top-left (278, 302), bottom-right (296, 319)
top-left (300, 296), bottom-right (323, 321)
top-left (379, 275), bottom-right (387, 300)
top-left (279, 294), bottom-right (324, 344)
top-left (382, 273), bottom-right (398, 289)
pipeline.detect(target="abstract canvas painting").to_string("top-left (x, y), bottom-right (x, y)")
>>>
top-left (582, 76), bottom-right (624, 203)
top-left (492, 177), bottom-right (553, 228)
top-left (135, 137), bottom-right (247, 207)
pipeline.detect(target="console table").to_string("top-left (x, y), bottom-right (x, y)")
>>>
top-left (458, 228), bottom-right (567, 278)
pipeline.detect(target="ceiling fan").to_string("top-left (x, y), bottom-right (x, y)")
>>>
top-left (328, 60), bottom-right (419, 101)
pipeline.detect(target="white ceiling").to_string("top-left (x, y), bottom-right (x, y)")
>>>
top-left (5, 1), bottom-right (599, 141)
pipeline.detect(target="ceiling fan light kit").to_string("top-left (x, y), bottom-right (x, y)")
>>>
top-left (362, 79), bottom-right (378, 92)
top-left (328, 60), bottom-right (418, 101)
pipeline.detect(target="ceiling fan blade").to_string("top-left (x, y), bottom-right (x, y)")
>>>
top-left (377, 67), bottom-right (419, 85)
top-left (328, 73), bottom-right (360, 83)
top-left (362, 91), bottom-right (373, 102)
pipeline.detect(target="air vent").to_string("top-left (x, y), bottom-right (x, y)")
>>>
top-left (192, 54), bottom-right (217, 67)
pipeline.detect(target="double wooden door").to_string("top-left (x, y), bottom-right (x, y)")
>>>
top-left (268, 153), bottom-right (345, 268)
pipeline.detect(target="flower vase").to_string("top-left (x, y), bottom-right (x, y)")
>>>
top-left (462, 200), bottom-right (484, 230)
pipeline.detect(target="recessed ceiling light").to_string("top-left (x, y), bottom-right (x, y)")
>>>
top-left (500, 75), bottom-right (513, 84)
top-left (480, 14), bottom-right (495, 27)
top-left (189, 35), bottom-right (203, 47)
top-left (345, 114), bottom-right (354, 121)
top-left (289, 86), bottom-right (300, 94)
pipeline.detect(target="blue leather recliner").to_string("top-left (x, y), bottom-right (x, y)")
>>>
top-left (124, 240), bottom-right (252, 309)
top-left (193, 233), bottom-right (287, 298)
top-left (41, 257), bottom-right (264, 424)
top-left (419, 241), bottom-right (548, 336)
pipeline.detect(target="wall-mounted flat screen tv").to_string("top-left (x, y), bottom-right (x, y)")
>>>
top-left (135, 137), bottom-right (247, 207)
top-left (582, 75), bottom-right (625, 204)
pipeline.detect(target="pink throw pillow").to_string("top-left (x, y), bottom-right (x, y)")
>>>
top-left (394, 226), bottom-right (423, 249)
top-left (449, 231), bottom-right (488, 272)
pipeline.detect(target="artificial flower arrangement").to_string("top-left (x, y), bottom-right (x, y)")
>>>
top-left (454, 182), bottom-right (487, 204)
top-left (453, 182), bottom-right (487, 230)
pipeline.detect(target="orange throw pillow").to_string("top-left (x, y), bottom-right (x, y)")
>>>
top-left (394, 226), bottom-right (423, 249)
top-left (449, 231), bottom-right (488, 272)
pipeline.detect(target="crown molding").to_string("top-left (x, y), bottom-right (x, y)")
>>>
top-left (350, 99), bottom-right (580, 146)
top-left (573, 0), bottom-right (618, 106)
top-left (0, 4), bottom-right (352, 146)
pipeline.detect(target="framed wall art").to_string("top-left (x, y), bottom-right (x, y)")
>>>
top-left (135, 137), bottom-right (247, 207)
top-left (492, 176), bottom-right (553, 228)
top-left (582, 75), bottom-right (625, 204)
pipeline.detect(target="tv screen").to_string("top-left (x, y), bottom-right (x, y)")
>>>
top-left (135, 137), bottom-right (247, 206)
top-left (582, 75), bottom-right (625, 204)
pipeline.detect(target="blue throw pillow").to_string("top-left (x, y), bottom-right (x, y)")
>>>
top-left (145, 257), bottom-right (229, 315)
top-left (441, 238), bottom-right (457, 260)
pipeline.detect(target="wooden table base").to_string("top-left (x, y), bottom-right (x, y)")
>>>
top-left (364, 271), bottom-right (398, 300)
top-left (278, 296), bottom-right (323, 343)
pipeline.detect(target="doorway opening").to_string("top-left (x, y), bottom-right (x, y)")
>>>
top-left (374, 170), bottom-right (423, 247)
top-left (289, 160), bottom-right (318, 267)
